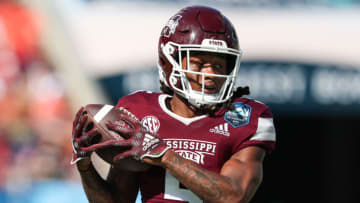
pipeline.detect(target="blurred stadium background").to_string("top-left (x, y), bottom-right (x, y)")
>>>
top-left (0, 0), bottom-right (359, 202)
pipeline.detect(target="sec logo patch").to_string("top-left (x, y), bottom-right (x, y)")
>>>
top-left (225, 102), bottom-right (252, 128)
top-left (141, 116), bottom-right (160, 133)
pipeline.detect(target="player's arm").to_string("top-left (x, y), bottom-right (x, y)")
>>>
top-left (71, 107), bottom-right (139, 203)
top-left (77, 158), bottom-right (116, 203)
top-left (76, 157), bottom-right (140, 203)
top-left (151, 146), bottom-right (265, 203)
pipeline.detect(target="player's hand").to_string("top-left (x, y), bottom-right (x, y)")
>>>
top-left (105, 120), bottom-right (170, 163)
top-left (71, 106), bottom-right (99, 164)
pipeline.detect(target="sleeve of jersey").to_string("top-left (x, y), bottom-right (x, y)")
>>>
top-left (115, 91), bottom-right (145, 107)
top-left (235, 107), bottom-right (276, 154)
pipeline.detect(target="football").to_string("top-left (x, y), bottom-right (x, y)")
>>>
top-left (83, 104), bottom-right (150, 172)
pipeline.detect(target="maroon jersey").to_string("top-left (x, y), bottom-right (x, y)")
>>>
top-left (115, 91), bottom-right (276, 203)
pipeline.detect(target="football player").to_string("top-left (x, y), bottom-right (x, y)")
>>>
top-left (72, 5), bottom-right (276, 203)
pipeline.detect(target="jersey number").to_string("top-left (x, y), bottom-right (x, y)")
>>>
top-left (164, 172), bottom-right (202, 202)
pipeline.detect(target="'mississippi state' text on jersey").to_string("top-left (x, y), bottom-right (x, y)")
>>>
top-left (115, 91), bottom-right (276, 203)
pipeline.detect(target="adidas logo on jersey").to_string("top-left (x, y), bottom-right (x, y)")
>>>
top-left (209, 123), bottom-right (230, 136)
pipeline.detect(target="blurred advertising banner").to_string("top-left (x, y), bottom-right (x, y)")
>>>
top-left (98, 62), bottom-right (360, 116)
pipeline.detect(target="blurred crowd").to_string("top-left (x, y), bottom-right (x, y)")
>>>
top-left (0, 1), bottom-right (86, 202)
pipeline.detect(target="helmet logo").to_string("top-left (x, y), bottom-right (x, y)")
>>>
top-left (161, 15), bottom-right (182, 38)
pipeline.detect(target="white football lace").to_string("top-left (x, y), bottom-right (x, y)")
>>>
top-left (117, 107), bottom-right (140, 122)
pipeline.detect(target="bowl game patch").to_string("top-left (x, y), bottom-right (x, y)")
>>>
top-left (224, 102), bottom-right (252, 128)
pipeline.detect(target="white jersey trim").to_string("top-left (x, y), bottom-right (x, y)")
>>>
top-left (158, 94), bottom-right (207, 126)
top-left (250, 118), bottom-right (276, 141)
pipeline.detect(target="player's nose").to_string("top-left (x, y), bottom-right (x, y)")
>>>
top-left (201, 63), bottom-right (217, 75)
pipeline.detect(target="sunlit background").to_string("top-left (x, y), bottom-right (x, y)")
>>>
top-left (0, 0), bottom-right (359, 202)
